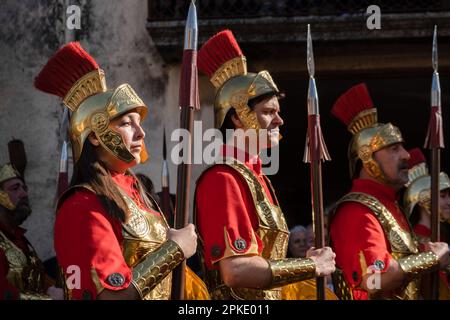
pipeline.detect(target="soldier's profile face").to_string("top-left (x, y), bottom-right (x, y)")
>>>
top-left (109, 110), bottom-right (146, 164)
top-left (2, 178), bottom-right (29, 208)
top-left (254, 96), bottom-right (284, 148)
top-left (2, 178), bottom-right (32, 225)
top-left (373, 143), bottom-right (410, 189)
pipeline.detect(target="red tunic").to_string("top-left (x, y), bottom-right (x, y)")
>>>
top-left (54, 172), bottom-right (160, 300)
top-left (0, 223), bottom-right (29, 300)
top-left (330, 179), bottom-right (412, 300)
top-left (196, 146), bottom-right (275, 269)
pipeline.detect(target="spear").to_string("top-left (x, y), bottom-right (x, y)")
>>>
top-left (56, 107), bottom-right (70, 201)
top-left (171, 0), bottom-right (200, 300)
top-left (424, 25), bottom-right (444, 300)
top-left (161, 128), bottom-right (173, 224)
top-left (303, 24), bottom-right (331, 300)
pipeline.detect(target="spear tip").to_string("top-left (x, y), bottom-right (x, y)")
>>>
top-left (432, 25), bottom-right (438, 71)
top-left (184, 0), bottom-right (198, 50)
top-left (307, 24), bottom-right (315, 78)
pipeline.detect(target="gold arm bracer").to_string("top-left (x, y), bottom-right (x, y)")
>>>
top-left (131, 240), bottom-right (184, 299)
top-left (267, 258), bottom-right (316, 288)
top-left (397, 251), bottom-right (439, 281)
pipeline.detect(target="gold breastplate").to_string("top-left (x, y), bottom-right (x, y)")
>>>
top-left (0, 230), bottom-right (47, 297)
top-left (197, 159), bottom-right (289, 300)
top-left (226, 161), bottom-right (289, 260)
top-left (333, 192), bottom-right (420, 300)
top-left (120, 190), bottom-right (172, 300)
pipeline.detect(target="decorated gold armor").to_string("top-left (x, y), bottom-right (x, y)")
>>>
top-left (0, 163), bottom-right (50, 299)
top-left (0, 164), bottom-right (21, 210)
top-left (403, 149), bottom-right (450, 300)
top-left (197, 30), bottom-right (279, 130)
top-left (331, 84), bottom-right (440, 300)
top-left (331, 83), bottom-right (404, 182)
top-left (196, 159), bottom-right (317, 300)
top-left (59, 184), bottom-right (178, 299)
top-left (195, 30), bottom-right (334, 300)
top-left (0, 231), bottom-right (49, 300)
top-left (404, 148), bottom-right (450, 220)
top-left (34, 42), bottom-right (148, 165)
top-left (333, 193), bottom-right (439, 300)
top-left (37, 42), bottom-right (209, 300)
top-left (58, 182), bottom-right (209, 300)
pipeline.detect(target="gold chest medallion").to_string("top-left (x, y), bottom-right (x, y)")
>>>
top-left (119, 190), bottom-right (172, 300)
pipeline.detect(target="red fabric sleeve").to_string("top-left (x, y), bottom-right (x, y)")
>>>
top-left (196, 165), bottom-right (263, 269)
top-left (0, 249), bottom-right (19, 300)
top-left (54, 190), bottom-right (131, 300)
top-left (331, 201), bottom-right (393, 299)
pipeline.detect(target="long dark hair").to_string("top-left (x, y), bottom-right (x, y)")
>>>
top-left (70, 141), bottom-right (154, 222)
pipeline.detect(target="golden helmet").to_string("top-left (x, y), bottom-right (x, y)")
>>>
top-left (34, 42), bottom-right (148, 164)
top-left (331, 83), bottom-right (404, 181)
top-left (0, 163), bottom-right (22, 210)
top-left (198, 30), bottom-right (279, 129)
top-left (403, 148), bottom-right (450, 216)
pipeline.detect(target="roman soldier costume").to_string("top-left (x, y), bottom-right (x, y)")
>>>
top-left (0, 163), bottom-right (50, 300)
top-left (194, 30), bottom-right (335, 300)
top-left (34, 42), bottom-right (208, 300)
top-left (330, 83), bottom-right (440, 300)
top-left (404, 148), bottom-right (450, 299)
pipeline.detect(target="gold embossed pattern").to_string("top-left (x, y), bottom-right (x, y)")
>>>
top-left (198, 159), bottom-right (290, 299)
top-left (119, 189), bottom-right (174, 300)
top-left (347, 108), bottom-right (377, 135)
top-left (98, 129), bottom-right (135, 163)
top-left (335, 192), bottom-right (423, 299)
top-left (339, 193), bottom-right (418, 254)
top-left (349, 123), bottom-right (403, 180)
top-left (63, 69), bottom-right (107, 112)
top-left (397, 251), bottom-right (439, 280)
top-left (0, 164), bottom-right (21, 210)
top-left (214, 71), bottom-right (279, 129)
top-left (268, 258), bottom-right (316, 287)
top-left (68, 82), bottom-right (147, 163)
top-left (131, 240), bottom-right (184, 299)
top-left (0, 231), bottom-right (48, 297)
top-left (211, 56), bottom-right (247, 89)
top-left (224, 160), bottom-right (289, 261)
top-left (331, 268), bottom-right (353, 300)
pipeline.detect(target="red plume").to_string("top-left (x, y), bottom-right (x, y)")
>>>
top-left (331, 83), bottom-right (373, 126)
top-left (407, 148), bottom-right (426, 169)
top-left (34, 42), bottom-right (99, 98)
top-left (198, 30), bottom-right (243, 77)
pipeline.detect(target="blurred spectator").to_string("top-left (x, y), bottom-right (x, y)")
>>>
top-left (288, 225), bottom-right (308, 258)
